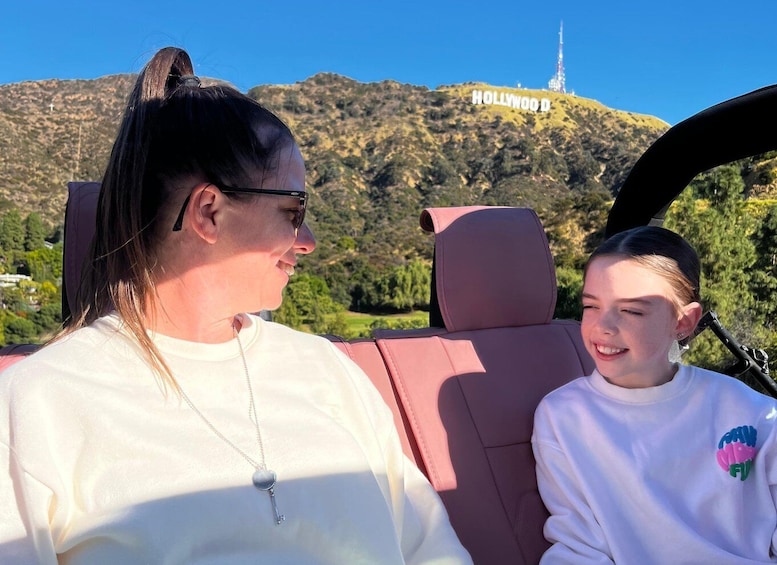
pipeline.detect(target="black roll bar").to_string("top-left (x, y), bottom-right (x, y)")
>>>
top-left (691, 311), bottom-right (776, 398)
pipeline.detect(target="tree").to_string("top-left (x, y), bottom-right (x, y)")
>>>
top-left (0, 209), bottom-right (25, 254)
top-left (554, 266), bottom-right (583, 320)
top-left (1, 285), bottom-right (29, 313)
top-left (23, 212), bottom-right (47, 251)
top-left (749, 205), bottom-right (777, 358)
top-left (665, 166), bottom-right (758, 369)
top-left (30, 302), bottom-right (62, 334)
top-left (4, 316), bottom-right (37, 344)
top-left (273, 274), bottom-right (343, 329)
top-left (359, 259), bottom-right (431, 312)
top-left (25, 245), bottom-right (63, 283)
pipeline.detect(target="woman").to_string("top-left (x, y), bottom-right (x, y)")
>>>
top-left (0, 47), bottom-right (471, 564)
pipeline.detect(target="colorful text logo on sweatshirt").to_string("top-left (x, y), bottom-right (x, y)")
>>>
top-left (717, 425), bottom-right (758, 481)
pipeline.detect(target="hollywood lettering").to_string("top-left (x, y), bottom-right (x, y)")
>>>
top-left (471, 90), bottom-right (551, 113)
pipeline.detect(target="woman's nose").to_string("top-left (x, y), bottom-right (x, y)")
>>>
top-left (295, 223), bottom-right (316, 254)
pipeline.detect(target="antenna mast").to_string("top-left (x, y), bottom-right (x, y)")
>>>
top-left (548, 21), bottom-right (566, 93)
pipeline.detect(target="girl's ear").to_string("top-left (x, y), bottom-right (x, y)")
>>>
top-left (188, 183), bottom-right (223, 244)
top-left (676, 301), bottom-right (703, 339)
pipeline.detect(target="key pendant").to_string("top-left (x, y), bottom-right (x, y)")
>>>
top-left (252, 469), bottom-right (286, 525)
top-left (267, 486), bottom-right (285, 525)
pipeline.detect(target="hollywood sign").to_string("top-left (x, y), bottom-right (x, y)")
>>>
top-left (471, 89), bottom-right (551, 113)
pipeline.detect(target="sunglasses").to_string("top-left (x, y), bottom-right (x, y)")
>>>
top-left (172, 184), bottom-right (308, 232)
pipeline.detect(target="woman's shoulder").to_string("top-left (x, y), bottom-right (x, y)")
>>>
top-left (255, 317), bottom-right (341, 352)
top-left (0, 315), bottom-right (138, 390)
top-left (249, 317), bottom-right (364, 382)
top-left (250, 317), bottom-right (393, 426)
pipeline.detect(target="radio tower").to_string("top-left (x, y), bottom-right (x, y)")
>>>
top-left (548, 21), bottom-right (566, 93)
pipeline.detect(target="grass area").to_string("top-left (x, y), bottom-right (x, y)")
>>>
top-left (341, 310), bottom-right (429, 338)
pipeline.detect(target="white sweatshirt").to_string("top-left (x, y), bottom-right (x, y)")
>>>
top-left (532, 364), bottom-right (777, 564)
top-left (0, 313), bottom-right (471, 564)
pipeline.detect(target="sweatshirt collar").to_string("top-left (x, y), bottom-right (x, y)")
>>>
top-left (589, 364), bottom-right (693, 403)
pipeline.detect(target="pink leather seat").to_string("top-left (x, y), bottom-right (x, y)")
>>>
top-left (0, 343), bottom-right (41, 372)
top-left (371, 206), bottom-right (593, 565)
top-left (325, 335), bottom-right (425, 471)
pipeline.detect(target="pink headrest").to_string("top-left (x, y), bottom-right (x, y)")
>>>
top-left (421, 206), bottom-right (557, 332)
top-left (63, 182), bottom-right (100, 315)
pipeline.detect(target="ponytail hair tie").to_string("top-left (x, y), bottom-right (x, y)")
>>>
top-left (176, 74), bottom-right (201, 88)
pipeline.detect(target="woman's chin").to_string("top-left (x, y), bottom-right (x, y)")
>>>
top-left (260, 296), bottom-right (284, 313)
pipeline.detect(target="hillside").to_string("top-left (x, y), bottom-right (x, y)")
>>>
top-left (3, 73), bottom-right (777, 371)
top-left (0, 73), bottom-right (672, 305)
top-left (0, 73), bottom-right (666, 220)
top-left (0, 75), bottom-right (135, 217)
top-left (247, 75), bottom-right (668, 284)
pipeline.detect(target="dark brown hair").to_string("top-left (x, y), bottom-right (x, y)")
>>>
top-left (64, 47), bottom-right (295, 386)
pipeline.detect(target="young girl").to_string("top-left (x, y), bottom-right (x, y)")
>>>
top-left (532, 226), bottom-right (777, 564)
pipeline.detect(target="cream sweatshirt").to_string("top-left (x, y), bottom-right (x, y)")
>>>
top-left (0, 313), bottom-right (471, 564)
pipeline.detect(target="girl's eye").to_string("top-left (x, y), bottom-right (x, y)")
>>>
top-left (582, 304), bottom-right (596, 310)
top-left (622, 309), bottom-right (643, 316)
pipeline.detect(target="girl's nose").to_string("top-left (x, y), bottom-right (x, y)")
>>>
top-left (596, 309), bottom-right (618, 334)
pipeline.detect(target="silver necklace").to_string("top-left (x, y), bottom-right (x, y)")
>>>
top-left (177, 322), bottom-right (285, 525)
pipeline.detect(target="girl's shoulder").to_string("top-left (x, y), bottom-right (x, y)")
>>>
top-left (689, 364), bottom-right (777, 406)
top-left (536, 374), bottom-right (594, 410)
top-left (536, 364), bottom-right (777, 422)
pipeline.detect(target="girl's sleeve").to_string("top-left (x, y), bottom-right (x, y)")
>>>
top-left (532, 401), bottom-right (614, 565)
top-left (766, 407), bottom-right (777, 557)
top-left (771, 477), bottom-right (777, 556)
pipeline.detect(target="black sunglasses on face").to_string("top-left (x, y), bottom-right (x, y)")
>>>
top-left (172, 184), bottom-right (308, 232)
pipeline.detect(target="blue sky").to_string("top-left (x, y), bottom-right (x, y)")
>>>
top-left (2, 0), bottom-right (775, 125)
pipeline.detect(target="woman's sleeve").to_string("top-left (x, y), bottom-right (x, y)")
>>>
top-left (0, 375), bottom-right (57, 564)
top-left (532, 402), bottom-right (614, 565)
top-left (0, 442), bottom-right (57, 563)
top-left (394, 452), bottom-right (473, 564)
top-left (332, 346), bottom-right (472, 564)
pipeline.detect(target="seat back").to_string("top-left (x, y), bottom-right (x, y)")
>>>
top-left (372, 206), bottom-right (593, 565)
top-left (61, 181), bottom-right (101, 323)
top-left (0, 343), bottom-right (42, 372)
top-left (326, 336), bottom-right (424, 471)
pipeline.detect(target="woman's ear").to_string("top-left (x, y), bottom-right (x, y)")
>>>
top-left (676, 301), bottom-right (703, 340)
top-left (188, 183), bottom-right (223, 244)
